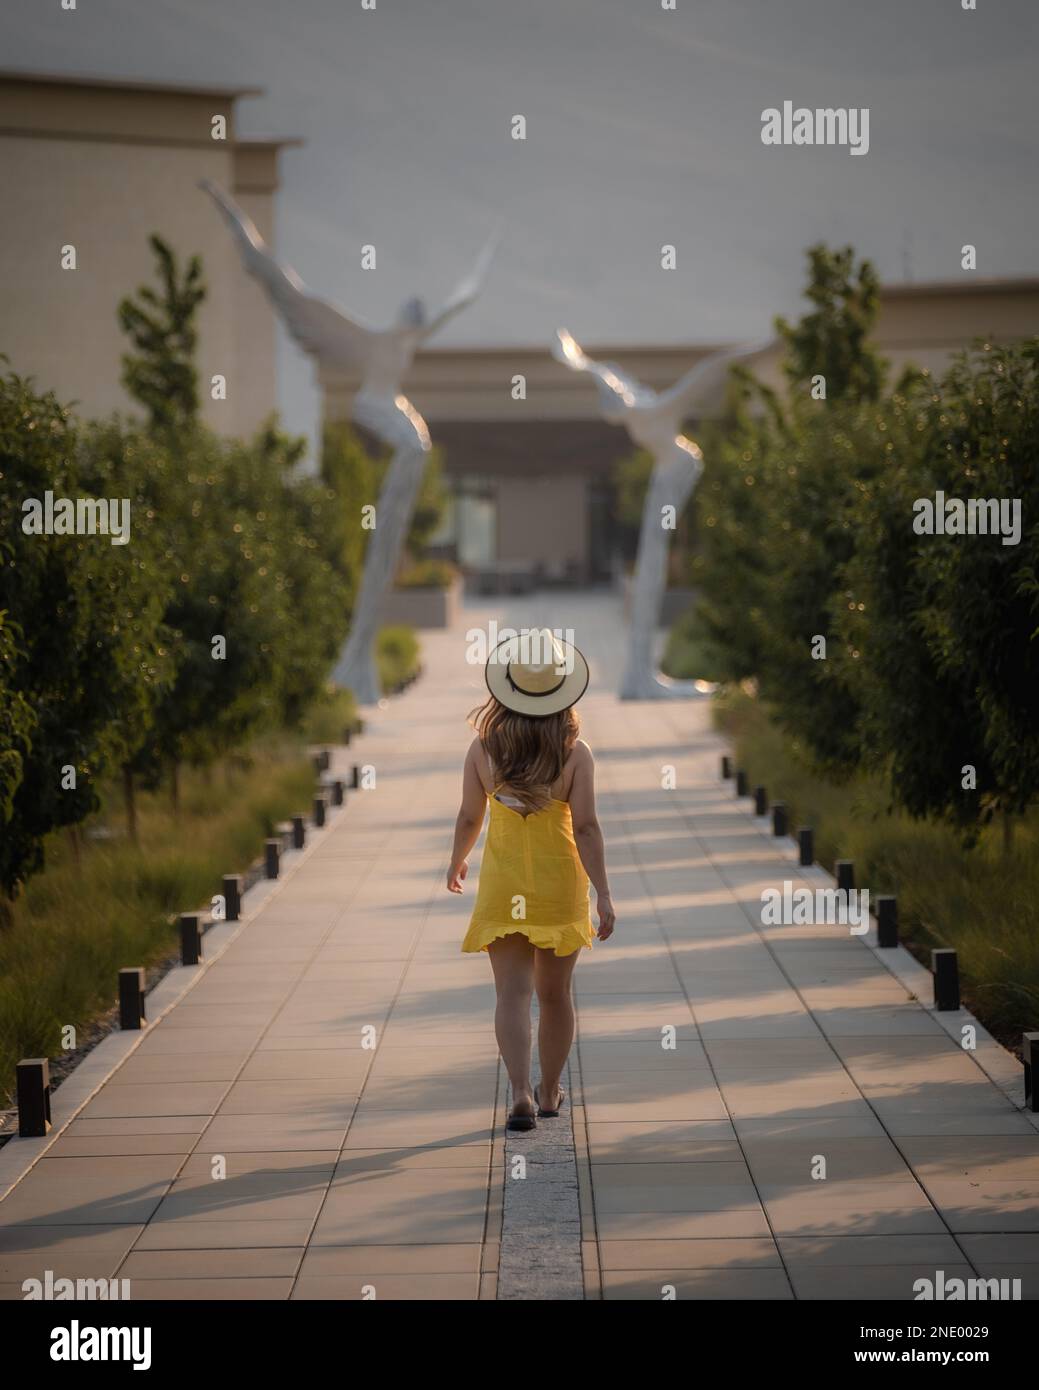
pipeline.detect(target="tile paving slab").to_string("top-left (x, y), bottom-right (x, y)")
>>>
top-left (0, 592), bottom-right (1031, 1300)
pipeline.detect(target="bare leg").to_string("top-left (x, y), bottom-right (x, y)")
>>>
top-left (488, 933), bottom-right (536, 1116)
top-left (533, 946), bottom-right (580, 1111)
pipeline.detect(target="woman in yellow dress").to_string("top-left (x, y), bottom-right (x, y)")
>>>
top-left (447, 629), bottom-right (615, 1131)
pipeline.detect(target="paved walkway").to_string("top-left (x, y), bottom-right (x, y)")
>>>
top-left (1, 591), bottom-right (1036, 1300)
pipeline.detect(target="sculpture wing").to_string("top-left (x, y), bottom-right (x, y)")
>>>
top-left (658, 338), bottom-right (774, 419)
top-left (423, 223), bottom-right (501, 339)
top-left (552, 329), bottom-right (654, 415)
top-left (199, 179), bottom-right (373, 367)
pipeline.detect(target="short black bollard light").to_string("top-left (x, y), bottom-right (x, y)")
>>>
top-left (330, 778), bottom-right (344, 807)
top-left (179, 913), bottom-right (202, 967)
top-left (876, 895), bottom-right (898, 948)
top-left (350, 764), bottom-right (360, 790)
top-left (753, 786), bottom-right (768, 816)
top-left (354, 717), bottom-right (365, 736)
top-left (772, 802), bottom-right (788, 837)
top-left (17, 1058), bottom-right (52, 1138)
top-left (797, 827), bottom-right (814, 866)
top-left (292, 814), bottom-right (306, 850)
top-left (932, 948), bottom-right (960, 1011)
top-left (119, 967), bottom-right (146, 1030)
top-left (223, 874), bottom-right (242, 923)
top-left (312, 750), bottom-right (330, 776)
top-left (1024, 1033), bottom-right (1039, 1113)
top-left (343, 725), bottom-right (353, 747)
top-left (721, 755), bottom-right (732, 779)
top-left (736, 769), bottom-right (748, 797)
top-left (313, 794), bottom-right (327, 828)
top-left (265, 838), bottom-right (280, 879)
top-left (836, 860), bottom-right (855, 893)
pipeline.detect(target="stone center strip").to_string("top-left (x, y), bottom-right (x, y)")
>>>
top-left (496, 1054), bottom-right (584, 1301)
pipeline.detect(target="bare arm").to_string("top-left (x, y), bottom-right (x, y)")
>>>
top-left (447, 740), bottom-right (488, 893)
top-left (567, 742), bottom-right (616, 941)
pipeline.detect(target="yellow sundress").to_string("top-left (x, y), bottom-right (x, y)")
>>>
top-left (462, 785), bottom-right (594, 957)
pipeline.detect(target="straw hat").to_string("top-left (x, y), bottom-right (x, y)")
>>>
top-left (485, 628), bottom-right (589, 717)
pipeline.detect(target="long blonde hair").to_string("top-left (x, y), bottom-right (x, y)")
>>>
top-left (469, 696), bottom-right (579, 815)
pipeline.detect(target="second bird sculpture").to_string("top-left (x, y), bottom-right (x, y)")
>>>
top-left (552, 329), bottom-right (771, 699)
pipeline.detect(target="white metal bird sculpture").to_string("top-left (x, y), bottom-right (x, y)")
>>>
top-left (200, 178), bottom-right (498, 701)
top-left (552, 329), bottom-right (772, 699)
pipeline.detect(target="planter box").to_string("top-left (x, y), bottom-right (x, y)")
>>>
top-left (463, 563), bottom-right (539, 598)
top-left (379, 574), bottom-right (461, 630)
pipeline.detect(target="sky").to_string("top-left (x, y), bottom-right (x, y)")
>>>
top-left (3, 0), bottom-right (1037, 444)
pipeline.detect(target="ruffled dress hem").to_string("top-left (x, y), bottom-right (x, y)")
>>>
top-left (462, 918), bottom-right (593, 958)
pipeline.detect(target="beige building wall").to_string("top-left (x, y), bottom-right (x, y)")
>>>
top-left (495, 471), bottom-right (589, 577)
top-left (0, 73), bottom-right (297, 438)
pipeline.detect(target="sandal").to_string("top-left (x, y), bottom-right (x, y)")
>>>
top-left (534, 1083), bottom-right (566, 1118)
top-left (506, 1101), bottom-right (537, 1132)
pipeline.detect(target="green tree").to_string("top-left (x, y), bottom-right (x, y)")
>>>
top-left (0, 374), bottom-right (173, 891)
top-left (686, 392), bottom-right (785, 682)
top-left (114, 239), bottom-right (340, 806)
top-left (689, 244), bottom-right (891, 770)
top-left (243, 421), bottom-right (352, 727)
top-left (112, 418), bottom-right (351, 796)
top-left (118, 235), bottom-right (205, 436)
top-left (835, 341), bottom-right (1039, 840)
top-left (0, 609), bottom-right (35, 832)
top-left (774, 243), bottom-right (887, 404)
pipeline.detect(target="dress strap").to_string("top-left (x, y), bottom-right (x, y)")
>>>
top-left (478, 742), bottom-right (499, 796)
